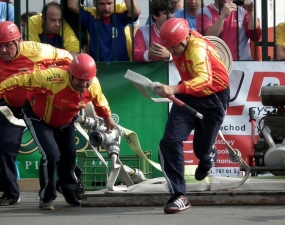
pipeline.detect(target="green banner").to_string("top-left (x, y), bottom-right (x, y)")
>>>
top-left (16, 128), bottom-right (95, 178)
top-left (17, 61), bottom-right (168, 179)
top-left (97, 61), bottom-right (168, 178)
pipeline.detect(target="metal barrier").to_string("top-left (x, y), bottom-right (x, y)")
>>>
top-left (9, 0), bottom-right (284, 61)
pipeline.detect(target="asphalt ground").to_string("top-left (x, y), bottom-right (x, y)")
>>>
top-left (1, 191), bottom-right (285, 225)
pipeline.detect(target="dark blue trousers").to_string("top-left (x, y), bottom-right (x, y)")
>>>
top-left (159, 88), bottom-right (230, 196)
top-left (22, 100), bottom-right (78, 201)
top-left (0, 99), bottom-right (24, 197)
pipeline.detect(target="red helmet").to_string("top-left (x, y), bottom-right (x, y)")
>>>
top-left (160, 18), bottom-right (189, 47)
top-left (69, 53), bottom-right (96, 80)
top-left (0, 21), bottom-right (21, 43)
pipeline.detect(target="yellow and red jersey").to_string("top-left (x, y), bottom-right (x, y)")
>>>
top-left (0, 41), bottom-right (72, 107)
top-left (0, 67), bottom-right (111, 127)
top-left (174, 30), bottom-right (229, 97)
top-left (27, 14), bottom-right (80, 53)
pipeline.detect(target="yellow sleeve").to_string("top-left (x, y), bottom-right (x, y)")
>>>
top-left (26, 14), bottom-right (43, 42)
top-left (276, 23), bottom-right (285, 47)
top-left (89, 77), bottom-right (111, 118)
top-left (0, 68), bottom-right (66, 96)
top-left (20, 41), bottom-right (73, 66)
top-left (0, 71), bottom-right (40, 95)
top-left (124, 26), bottom-right (132, 61)
top-left (115, 3), bottom-right (127, 13)
top-left (40, 43), bottom-right (73, 64)
top-left (183, 40), bottom-right (212, 91)
top-left (61, 20), bottom-right (81, 53)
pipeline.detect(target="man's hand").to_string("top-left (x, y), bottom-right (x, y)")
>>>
top-left (103, 116), bottom-right (116, 133)
top-left (152, 83), bottom-right (178, 97)
top-left (124, 0), bottom-right (141, 18)
top-left (149, 42), bottom-right (171, 60)
top-left (243, 0), bottom-right (254, 12)
top-left (220, 2), bottom-right (237, 19)
top-left (67, 0), bottom-right (79, 14)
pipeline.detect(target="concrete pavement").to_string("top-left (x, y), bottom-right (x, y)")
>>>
top-left (1, 191), bottom-right (285, 225)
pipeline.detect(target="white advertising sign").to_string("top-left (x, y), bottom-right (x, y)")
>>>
top-left (176, 61), bottom-right (285, 177)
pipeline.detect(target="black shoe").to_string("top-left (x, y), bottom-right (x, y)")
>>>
top-left (164, 195), bottom-right (191, 214)
top-left (58, 184), bottom-right (81, 206)
top-left (75, 179), bottom-right (85, 200)
top-left (195, 166), bottom-right (210, 181)
top-left (56, 179), bottom-right (84, 200)
top-left (0, 195), bottom-right (20, 206)
top-left (39, 199), bottom-right (54, 210)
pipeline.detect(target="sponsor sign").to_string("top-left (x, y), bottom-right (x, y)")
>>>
top-left (183, 61), bottom-right (285, 176)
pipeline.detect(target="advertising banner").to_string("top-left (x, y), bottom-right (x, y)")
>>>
top-left (183, 61), bottom-right (285, 177)
top-left (17, 127), bottom-right (94, 178)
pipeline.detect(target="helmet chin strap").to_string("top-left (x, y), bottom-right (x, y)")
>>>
top-left (11, 40), bottom-right (20, 61)
top-left (70, 74), bottom-right (85, 94)
top-left (180, 41), bottom-right (188, 53)
top-left (180, 34), bottom-right (189, 53)
top-left (180, 42), bottom-right (186, 48)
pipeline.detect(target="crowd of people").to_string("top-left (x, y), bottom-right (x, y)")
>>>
top-left (0, 0), bottom-right (281, 215)
top-left (19, 0), bottom-right (265, 62)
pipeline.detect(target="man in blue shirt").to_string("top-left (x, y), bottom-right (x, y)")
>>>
top-left (174, 0), bottom-right (202, 31)
top-left (68, 0), bottom-right (140, 62)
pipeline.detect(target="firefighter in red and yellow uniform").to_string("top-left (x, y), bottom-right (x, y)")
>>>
top-left (0, 53), bottom-right (115, 210)
top-left (0, 21), bottom-right (72, 207)
top-left (152, 18), bottom-right (230, 214)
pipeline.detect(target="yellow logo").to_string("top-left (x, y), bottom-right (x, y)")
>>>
top-left (46, 73), bottom-right (64, 82)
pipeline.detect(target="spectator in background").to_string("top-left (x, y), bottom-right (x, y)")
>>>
top-left (26, 0), bottom-right (80, 57)
top-left (275, 22), bottom-right (285, 60)
top-left (196, 0), bottom-right (261, 60)
top-left (174, 0), bottom-right (202, 31)
top-left (134, 0), bottom-right (175, 62)
top-left (61, 0), bottom-right (89, 50)
top-left (20, 11), bottom-right (38, 40)
top-left (0, 0), bottom-right (14, 22)
top-left (84, 0), bottom-right (139, 35)
top-left (145, 0), bottom-right (183, 25)
top-left (68, 0), bottom-right (141, 62)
